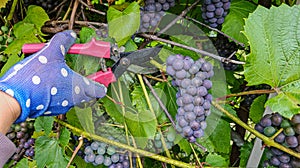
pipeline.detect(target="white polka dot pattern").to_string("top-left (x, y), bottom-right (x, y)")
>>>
top-left (5, 89), bottom-right (14, 97)
top-left (38, 56), bottom-right (48, 64)
top-left (74, 86), bottom-right (80, 94)
top-left (32, 76), bottom-right (41, 85)
top-left (36, 104), bottom-right (44, 110)
top-left (62, 100), bottom-right (69, 107)
top-left (26, 99), bottom-right (31, 108)
top-left (60, 45), bottom-right (65, 55)
top-left (51, 87), bottom-right (57, 95)
top-left (61, 68), bottom-right (68, 77)
top-left (44, 111), bottom-right (52, 115)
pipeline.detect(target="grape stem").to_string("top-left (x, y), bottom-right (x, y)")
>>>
top-left (78, 0), bottom-right (106, 15)
top-left (157, 0), bottom-right (201, 36)
top-left (215, 89), bottom-right (276, 101)
top-left (185, 16), bottom-right (245, 47)
top-left (67, 136), bottom-right (84, 168)
top-left (142, 76), bottom-right (176, 128)
top-left (212, 101), bottom-right (300, 159)
top-left (140, 33), bottom-right (245, 65)
top-left (54, 118), bottom-right (194, 168)
top-left (6, 0), bottom-right (18, 26)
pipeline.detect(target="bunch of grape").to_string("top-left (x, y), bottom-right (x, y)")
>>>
top-left (255, 113), bottom-right (300, 167)
top-left (23, 0), bottom-right (60, 12)
top-left (6, 121), bottom-right (35, 162)
top-left (0, 25), bottom-right (14, 62)
top-left (139, 0), bottom-right (175, 32)
top-left (201, 0), bottom-right (231, 28)
top-left (83, 140), bottom-right (132, 167)
top-left (166, 55), bottom-right (214, 143)
top-left (149, 131), bottom-right (176, 153)
top-left (211, 34), bottom-right (238, 71)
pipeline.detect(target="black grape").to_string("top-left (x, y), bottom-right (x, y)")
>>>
top-left (166, 55), bottom-right (213, 142)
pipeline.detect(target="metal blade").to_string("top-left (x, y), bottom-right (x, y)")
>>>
top-left (112, 46), bottom-right (163, 79)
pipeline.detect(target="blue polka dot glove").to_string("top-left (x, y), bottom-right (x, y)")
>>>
top-left (0, 30), bottom-right (107, 123)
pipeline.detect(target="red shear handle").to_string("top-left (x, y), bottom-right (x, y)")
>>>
top-left (87, 68), bottom-right (116, 87)
top-left (22, 38), bottom-right (111, 58)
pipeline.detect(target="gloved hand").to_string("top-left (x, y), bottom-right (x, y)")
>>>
top-left (0, 30), bottom-right (107, 123)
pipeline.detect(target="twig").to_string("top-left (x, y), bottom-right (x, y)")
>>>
top-left (6, 0), bottom-right (18, 27)
top-left (185, 16), bottom-right (245, 47)
top-left (69, 0), bottom-right (79, 30)
top-left (142, 76), bottom-right (176, 128)
top-left (55, 118), bottom-right (194, 167)
top-left (158, 0), bottom-right (200, 36)
top-left (67, 136), bottom-right (84, 168)
top-left (140, 33), bottom-right (245, 65)
top-left (45, 20), bottom-right (107, 27)
top-left (78, 0), bottom-right (106, 15)
top-left (216, 89), bottom-right (276, 101)
top-left (213, 101), bottom-right (300, 159)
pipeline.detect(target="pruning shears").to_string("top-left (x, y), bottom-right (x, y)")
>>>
top-left (22, 38), bottom-right (162, 87)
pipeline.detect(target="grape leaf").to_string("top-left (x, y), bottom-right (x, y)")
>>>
top-left (222, 0), bottom-right (256, 44)
top-left (0, 54), bottom-right (24, 77)
top-left (59, 127), bottom-right (71, 148)
top-left (15, 158), bottom-right (36, 168)
top-left (249, 94), bottom-right (267, 123)
top-left (107, 2), bottom-right (140, 46)
top-left (79, 27), bottom-right (96, 43)
top-left (35, 136), bottom-right (69, 168)
top-left (239, 142), bottom-right (254, 167)
top-left (73, 106), bottom-right (95, 134)
top-left (177, 139), bottom-right (192, 155)
top-left (66, 108), bottom-right (84, 130)
top-left (244, 5), bottom-right (300, 118)
top-left (155, 82), bottom-right (177, 118)
top-left (0, 0), bottom-right (9, 9)
top-left (34, 116), bottom-right (54, 136)
top-left (22, 5), bottom-right (49, 35)
top-left (103, 81), bottom-right (157, 148)
top-left (205, 153), bottom-right (228, 167)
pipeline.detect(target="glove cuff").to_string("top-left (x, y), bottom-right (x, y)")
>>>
top-left (0, 83), bottom-right (30, 123)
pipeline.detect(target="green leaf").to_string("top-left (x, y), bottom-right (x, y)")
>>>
top-left (205, 153), bottom-right (228, 167)
top-left (35, 136), bottom-right (69, 168)
top-left (15, 158), bottom-right (36, 168)
top-left (107, 2), bottom-right (140, 46)
top-left (0, 0), bottom-right (9, 9)
top-left (239, 142), bottom-right (254, 167)
top-left (34, 116), bottom-right (54, 136)
top-left (201, 116), bottom-right (231, 154)
top-left (222, 0), bottom-right (256, 44)
top-left (66, 108), bottom-right (84, 130)
top-left (249, 94), bottom-right (267, 123)
top-left (103, 81), bottom-right (157, 148)
top-left (177, 139), bottom-right (192, 155)
top-left (59, 127), bottom-right (71, 148)
top-left (156, 82), bottom-right (178, 118)
top-left (0, 54), bottom-right (24, 77)
top-left (79, 27), bottom-right (96, 43)
top-left (170, 35), bottom-right (200, 59)
top-left (22, 5), bottom-right (49, 34)
top-left (244, 5), bottom-right (300, 118)
top-left (73, 106), bottom-right (95, 134)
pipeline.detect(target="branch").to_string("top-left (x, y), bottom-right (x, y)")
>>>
top-left (78, 0), bottom-right (106, 15)
top-left (69, 0), bottom-right (79, 30)
top-left (54, 118), bottom-right (194, 168)
top-left (185, 16), bottom-right (245, 47)
top-left (212, 101), bottom-right (300, 159)
top-left (216, 89), bottom-right (276, 101)
top-left (157, 0), bottom-right (201, 36)
top-left (140, 33), bottom-right (245, 65)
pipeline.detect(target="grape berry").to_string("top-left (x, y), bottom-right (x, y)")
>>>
top-left (166, 55), bottom-right (213, 143)
top-left (139, 0), bottom-right (175, 32)
top-left (255, 113), bottom-right (300, 167)
top-left (201, 0), bottom-right (231, 28)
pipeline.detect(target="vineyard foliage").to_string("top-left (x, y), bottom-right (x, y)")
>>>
top-left (1, 0), bottom-right (300, 167)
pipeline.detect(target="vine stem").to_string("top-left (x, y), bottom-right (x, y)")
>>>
top-left (212, 101), bottom-right (300, 159)
top-left (157, 0), bottom-right (201, 36)
top-left (54, 118), bottom-right (194, 167)
top-left (215, 89), bottom-right (276, 101)
top-left (6, 0), bottom-right (18, 26)
top-left (185, 16), bottom-right (245, 47)
top-left (78, 0), bottom-right (106, 15)
top-left (140, 33), bottom-right (245, 65)
top-left (138, 75), bottom-right (175, 168)
top-left (69, 0), bottom-right (79, 30)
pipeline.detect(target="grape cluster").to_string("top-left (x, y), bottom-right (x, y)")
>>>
top-left (166, 55), bottom-right (214, 143)
top-left (23, 0), bottom-right (60, 12)
top-left (83, 140), bottom-right (132, 167)
top-left (139, 0), bottom-right (175, 32)
top-left (6, 121), bottom-right (35, 162)
top-left (148, 131), bottom-right (176, 153)
top-left (211, 34), bottom-right (238, 71)
top-left (0, 25), bottom-right (14, 62)
top-left (255, 113), bottom-right (300, 167)
top-left (201, 0), bottom-right (231, 28)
